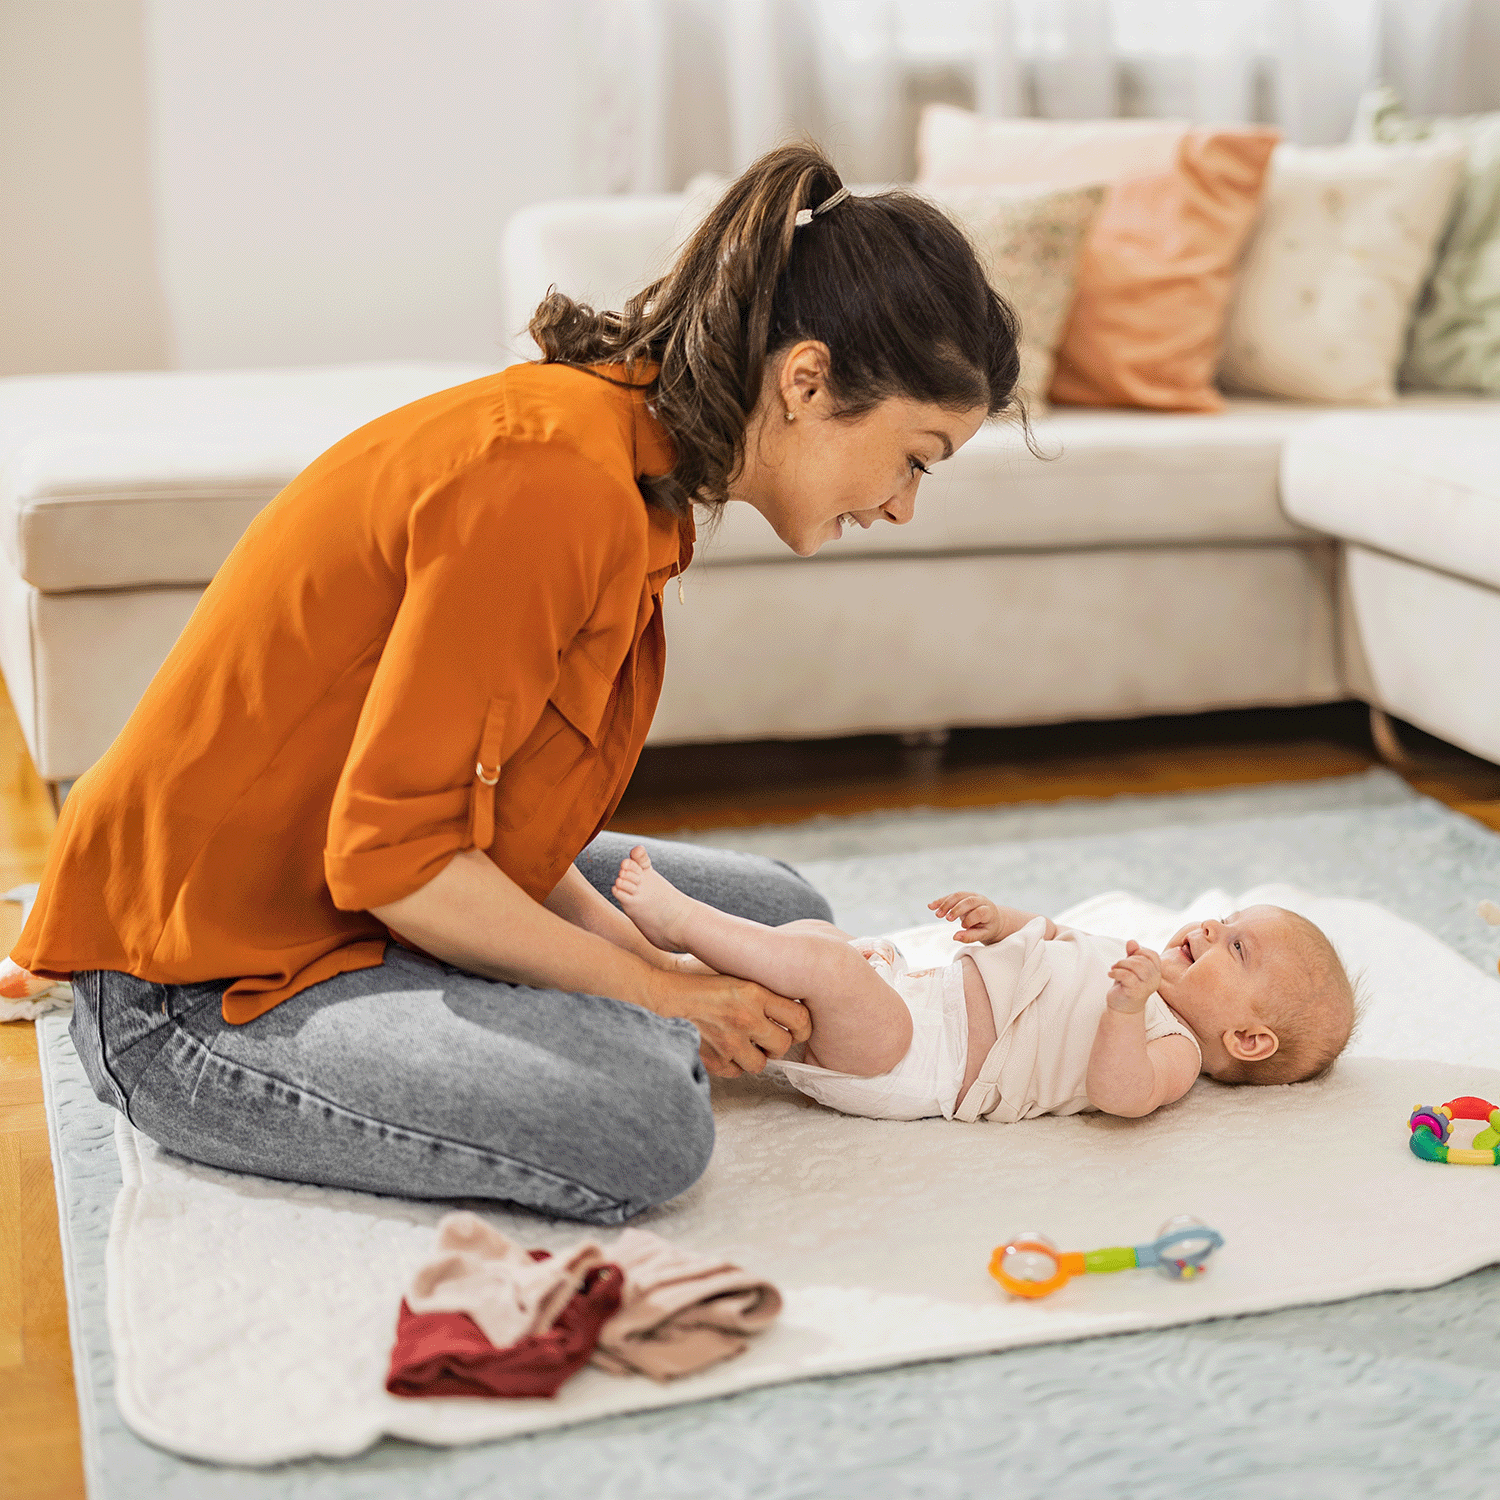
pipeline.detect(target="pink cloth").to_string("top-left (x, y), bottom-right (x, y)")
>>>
top-left (404, 1212), bottom-right (606, 1348)
top-left (591, 1228), bottom-right (783, 1382)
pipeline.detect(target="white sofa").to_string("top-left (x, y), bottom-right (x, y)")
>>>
top-left (1, 193), bottom-right (1496, 808)
top-left (1280, 412), bottom-right (1500, 767)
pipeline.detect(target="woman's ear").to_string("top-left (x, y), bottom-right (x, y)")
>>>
top-left (778, 340), bottom-right (832, 414)
top-left (1223, 1025), bottom-right (1278, 1062)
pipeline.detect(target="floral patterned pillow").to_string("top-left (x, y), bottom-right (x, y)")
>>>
top-left (923, 182), bottom-right (1106, 413)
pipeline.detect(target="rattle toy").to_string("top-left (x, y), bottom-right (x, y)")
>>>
top-left (1408, 1097), bottom-right (1500, 1165)
top-left (989, 1215), bottom-right (1224, 1299)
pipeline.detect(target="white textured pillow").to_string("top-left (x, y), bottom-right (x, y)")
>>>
top-left (918, 105), bottom-right (1186, 188)
top-left (1219, 140), bottom-right (1466, 404)
top-left (923, 183), bottom-right (1106, 410)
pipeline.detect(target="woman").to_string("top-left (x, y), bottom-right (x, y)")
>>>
top-left (10, 145), bottom-right (1023, 1223)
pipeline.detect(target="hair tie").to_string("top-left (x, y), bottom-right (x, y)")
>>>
top-left (794, 187), bottom-right (850, 229)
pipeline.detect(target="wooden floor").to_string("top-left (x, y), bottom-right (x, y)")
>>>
top-left (0, 678), bottom-right (80, 1500)
top-left (3, 691), bottom-right (1499, 1500)
top-left (611, 702), bottom-right (1500, 836)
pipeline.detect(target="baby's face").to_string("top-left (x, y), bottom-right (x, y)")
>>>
top-left (1155, 905), bottom-right (1299, 1070)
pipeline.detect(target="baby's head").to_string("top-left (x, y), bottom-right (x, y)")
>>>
top-left (1155, 905), bottom-right (1358, 1085)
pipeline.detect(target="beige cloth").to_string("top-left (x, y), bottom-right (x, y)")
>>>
top-left (955, 917), bottom-right (1200, 1122)
top-left (404, 1212), bottom-right (606, 1349)
top-left (591, 1229), bottom-right (783, 1383)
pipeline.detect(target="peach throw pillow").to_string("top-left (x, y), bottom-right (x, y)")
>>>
top-left (917, 109), bottom-right (1279, 412)
top-left (1052, 129), bottom-right (1279, 410)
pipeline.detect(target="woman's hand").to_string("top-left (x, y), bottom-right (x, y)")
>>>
top-left (651, 970), bottom-right (810, 1078)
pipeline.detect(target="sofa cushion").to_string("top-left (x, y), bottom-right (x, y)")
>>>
top-left (1047, 129), bottom-right (1279, 413)
top-left (1218, 140), bottom-right (1467, 405)
top-left (915, 108), bottom-right (1280, 413)
top-left (5, 365), bottom-right (1493, 593)
top-left (1280, 411), bottom-right (1500, 592)
top-left (0, 363), bottom-right (494, 591)
top-left (918, 181), bottom-right (1106, 411)
top-left (1352, 87), bottom-right (1500, 394)
top-left (700, 395), bottom-right (1497, 565)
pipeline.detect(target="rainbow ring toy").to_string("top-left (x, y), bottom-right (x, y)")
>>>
top-left (989, 1216), bottom-right (1224, 1299)
top-left (1408, 1096), bottom-right (1500, 1165)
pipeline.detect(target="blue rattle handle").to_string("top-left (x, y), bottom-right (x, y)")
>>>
top-left (1138, 1226), bottom-right (1224, 1272)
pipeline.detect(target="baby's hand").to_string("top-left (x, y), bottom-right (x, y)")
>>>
top-left (928, 892), bottom-right (1005, 944)
top-left (1106, 940), bottom-right (1162, 1014)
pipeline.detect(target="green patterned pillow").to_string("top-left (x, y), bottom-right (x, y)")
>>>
top-left (1352, 86), bottom-right (1500, 392)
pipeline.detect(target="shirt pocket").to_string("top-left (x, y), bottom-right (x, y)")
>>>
top-left (549, 649), bottom-right (612, 748)
top-left (493, 652), bottom-right (616, 836)
top-left (468, 698), bottom-right (508, 851)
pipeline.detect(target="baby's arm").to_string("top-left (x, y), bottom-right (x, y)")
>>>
top-left (928, 892), bottom-right (1058, 944)
top-left (1086, 941), bottom-right (1200, 1117)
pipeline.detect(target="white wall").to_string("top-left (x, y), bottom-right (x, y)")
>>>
top-left (3, 0), bottom-right (684, 376)
top-left (145, 0), bottom-right (596, 370)
top-left (0, 0), bottom-right (171, 375)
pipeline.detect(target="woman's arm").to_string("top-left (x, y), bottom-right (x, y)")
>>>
top-left (370, 850), bottom-right (810, 1076)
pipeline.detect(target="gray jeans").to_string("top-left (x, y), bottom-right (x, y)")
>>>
top-left (70, 834), bottom-right (831, 1225)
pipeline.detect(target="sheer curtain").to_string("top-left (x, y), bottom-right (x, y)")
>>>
top-left (623, 0), bottom-right (1500, 189)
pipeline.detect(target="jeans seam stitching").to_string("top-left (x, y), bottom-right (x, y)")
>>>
top-left (81, 975), bottom-right (135, 1121)
top-left (163, 1020), bottom-right (627, 1212)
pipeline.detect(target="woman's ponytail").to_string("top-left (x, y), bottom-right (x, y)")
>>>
top-left (529, 143), bottom-right (1023, 517)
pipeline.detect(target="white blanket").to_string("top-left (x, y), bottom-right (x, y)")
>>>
top-left (106, 885), bottom-right (1500, 1466)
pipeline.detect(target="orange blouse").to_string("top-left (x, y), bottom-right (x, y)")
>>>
top-left (12, 364), bottom-right (691, 1023)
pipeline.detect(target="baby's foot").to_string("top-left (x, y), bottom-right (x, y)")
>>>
top-left (612, 845), bottom-right (696, 951)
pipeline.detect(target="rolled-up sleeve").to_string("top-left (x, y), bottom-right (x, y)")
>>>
top-left (323, 442), bottom-right (636, 912)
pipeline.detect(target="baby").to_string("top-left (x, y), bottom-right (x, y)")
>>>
top-left (612, 847), bottom-right (1358, 1123)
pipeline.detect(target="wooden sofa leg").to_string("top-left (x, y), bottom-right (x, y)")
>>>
top-left (898, 728), bottom-right (950, 780)
top-left (1368, 707), bottom-right (1417, 770)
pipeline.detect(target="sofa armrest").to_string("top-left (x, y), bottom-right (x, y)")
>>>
top-left (498, 194), bottom-right (700, 362)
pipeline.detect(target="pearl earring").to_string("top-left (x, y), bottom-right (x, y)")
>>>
top-left (784, 409), bottom-right (796, 422)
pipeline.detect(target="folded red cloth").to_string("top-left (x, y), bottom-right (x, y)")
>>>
top-left (387, 1259), bottom-right (623, 1399)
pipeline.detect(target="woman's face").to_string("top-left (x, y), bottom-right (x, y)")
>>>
top-left (731, 341), bottom-right (989, 557)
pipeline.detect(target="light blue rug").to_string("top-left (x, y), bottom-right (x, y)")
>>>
top-left (40, 770), bottom-right (1500, 1498)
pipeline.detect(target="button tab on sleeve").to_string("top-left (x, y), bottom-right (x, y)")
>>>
top-left (470, 698), bottom-right (507, 851)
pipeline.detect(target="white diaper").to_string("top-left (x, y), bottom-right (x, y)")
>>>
top-left (768, 939), bottom-right (969, 1121)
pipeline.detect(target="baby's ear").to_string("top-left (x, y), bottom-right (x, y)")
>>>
top-left (1225, 1026), bottom-right (1278, 1062)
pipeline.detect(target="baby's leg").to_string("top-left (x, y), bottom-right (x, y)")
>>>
top-left (612, 846), bottom-right (912, 1076)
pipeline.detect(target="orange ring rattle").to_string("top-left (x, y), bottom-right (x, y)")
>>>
top-left (989, 1216), bottom-right (1224, 1299)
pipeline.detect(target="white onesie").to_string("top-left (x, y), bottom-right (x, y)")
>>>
top-left (769, 918), bottom-right (1201, 1123)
